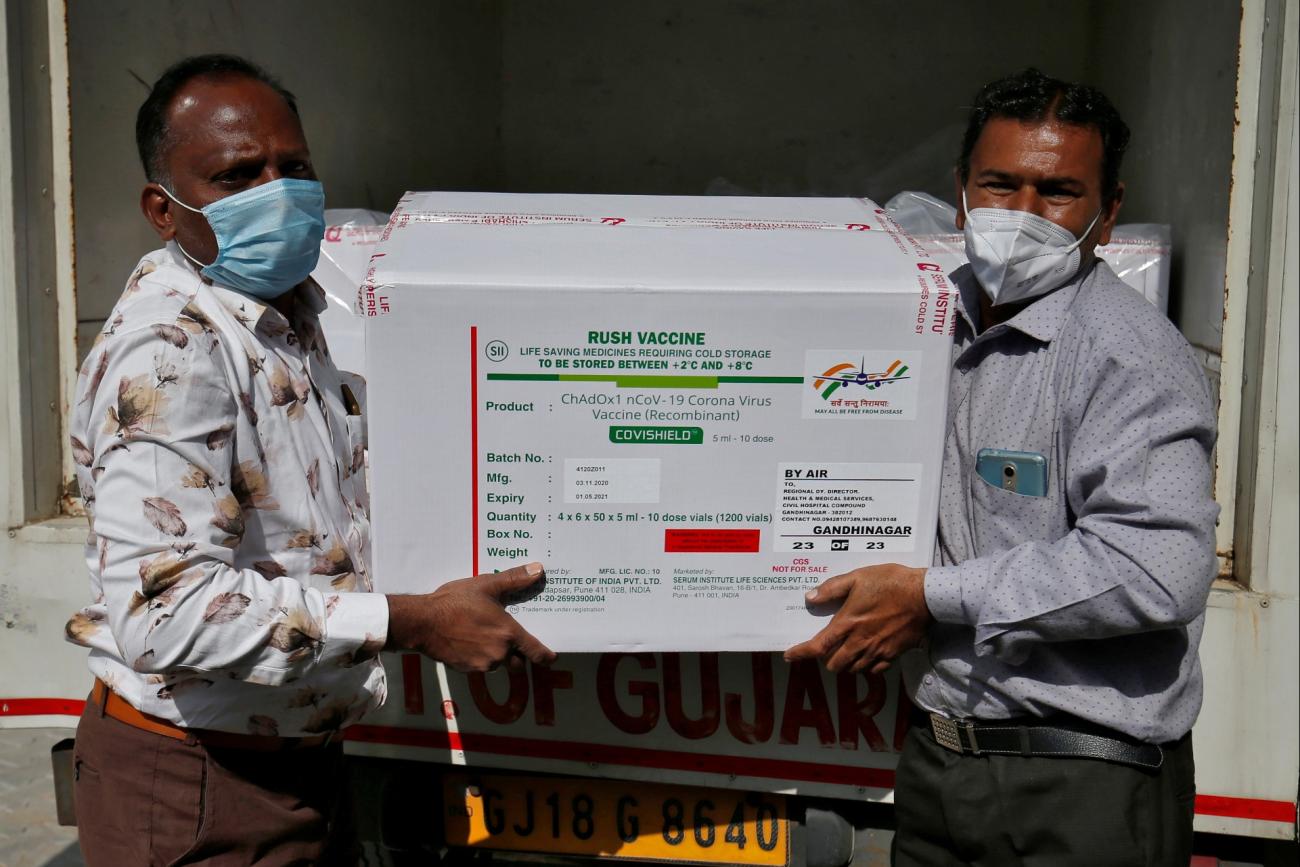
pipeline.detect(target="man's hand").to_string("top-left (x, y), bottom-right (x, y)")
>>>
top-left (386, 563), bottom-right (557, 673)
top-left (784, 563), bottom-right (931, 674)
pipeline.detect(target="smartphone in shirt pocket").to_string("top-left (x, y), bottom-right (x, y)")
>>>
top-left (976, 448), bottom-right (1048, 497)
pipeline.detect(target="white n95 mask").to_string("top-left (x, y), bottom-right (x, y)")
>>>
top-left (961, 190), bottom-right (1101, 305)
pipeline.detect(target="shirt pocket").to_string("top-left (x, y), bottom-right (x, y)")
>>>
top-left (970, 470), bottom-right (1065, 551)
top-left (345, 413), bottom-right (366, 453)
top-left (343, 414), bottom-right (369, 505)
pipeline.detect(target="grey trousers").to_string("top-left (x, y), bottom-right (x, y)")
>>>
top-left (892, 723), bottom-right (1196, 866)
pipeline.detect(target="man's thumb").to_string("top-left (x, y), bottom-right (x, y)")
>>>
top-left (805, 572), bottom-right (854, 604)
top-left (481, 562), bottom-right (545, 597)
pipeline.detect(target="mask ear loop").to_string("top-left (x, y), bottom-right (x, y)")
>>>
top-left (156, 184), bottom-right (214, 270)
top-left (1072, 206), bottom-right (1104, 250)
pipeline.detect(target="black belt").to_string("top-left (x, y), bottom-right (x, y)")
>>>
top-left (919, 711), bottom-right (1166, 770)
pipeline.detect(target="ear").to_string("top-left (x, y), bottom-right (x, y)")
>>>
top-left (952, 167), bottom-right (967, 231)
top-left (140, 183), bottom-right (176, 241)
top-left (1096, 181), bottom-right (1125, 247)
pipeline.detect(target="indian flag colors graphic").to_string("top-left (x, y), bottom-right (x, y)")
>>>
top-left (802, 351), bottom-right (920, 420)
top-left (812, 358), bottom-right (910, 400)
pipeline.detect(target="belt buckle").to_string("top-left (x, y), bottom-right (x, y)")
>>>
top-left (930, 713), bottom-right (962, 753)
top-left (929, 713), bottom-right (979, 755)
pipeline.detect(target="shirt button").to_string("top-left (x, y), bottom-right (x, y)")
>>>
top-left (924, 675), bottom-right (934, 685)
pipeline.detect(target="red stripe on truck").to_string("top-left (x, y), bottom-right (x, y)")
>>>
top-left (3, 699), bottom-right (1296, 827)
top-left (1194, 794), bottom-right (1296, 824)
top-left (0, 698), bottom-right (87, 716)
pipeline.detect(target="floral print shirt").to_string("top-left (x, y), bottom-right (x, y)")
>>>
top-left (65, 244), bottom-right (387, 736)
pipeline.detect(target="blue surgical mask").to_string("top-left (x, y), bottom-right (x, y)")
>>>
top-left (162, 178), bottom-right (326, 300)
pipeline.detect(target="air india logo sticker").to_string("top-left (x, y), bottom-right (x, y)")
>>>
top-left (802, 351), bottom-right (920, 419)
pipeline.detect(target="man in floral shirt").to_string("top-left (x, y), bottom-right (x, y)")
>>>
top-left (67, 54), bottom-right (552, 865)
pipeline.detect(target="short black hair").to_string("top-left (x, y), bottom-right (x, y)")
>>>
top-left (135, 54), bottom-right (298, 185)
top-left (958, 68), bottom-right (1131, 204)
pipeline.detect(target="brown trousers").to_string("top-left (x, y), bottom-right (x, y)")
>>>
top-left (73, 697), bottom-right (352, 866)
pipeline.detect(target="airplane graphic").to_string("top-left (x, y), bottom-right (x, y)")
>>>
top-left (813, 358), bottom-right (910, 399)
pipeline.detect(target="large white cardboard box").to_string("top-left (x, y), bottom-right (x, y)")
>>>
top-left (364, 192), bottom-right (954, 652)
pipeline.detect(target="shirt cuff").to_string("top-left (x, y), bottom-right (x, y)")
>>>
top-left (923, 561), bottom-right (991, 626)
top-left (322, 591), bottom-right (390, 659)
top-left (924, 565), bottom-right (966, 623)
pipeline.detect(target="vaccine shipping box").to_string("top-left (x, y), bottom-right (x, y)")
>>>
top-left (363, 192), bottom-right (954, 652)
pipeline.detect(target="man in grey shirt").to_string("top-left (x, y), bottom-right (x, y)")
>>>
top-left (787, 69), bottom-right (1218, 865)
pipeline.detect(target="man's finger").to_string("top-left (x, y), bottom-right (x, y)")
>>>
top-left (804, 571), bottom-right (858, 605)
top-left (505, 649), bottom-right (528, 673)
top-left (784, 624), bottom-right (844, 662)
top-left (512, 623), bottom-right (557, 665)
top-left (448, 657), bottom-right (480, 674)
top-left (785, 632), bottom-right (838, 662)
top-left (825, 636), bottom-right (865, 673)
top-left (869, 659), bottom-right (891, 675)
top-left (478, 562), bottom-right (545, 598)
top-left (783, 639), bottom-right (817, 662)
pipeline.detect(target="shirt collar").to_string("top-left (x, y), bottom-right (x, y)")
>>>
top-left (163, 240), bottom-right (326, 325)
top-left (205, 279), bottom-right (326, 341)
top-left (952, 261), bottom-right (1094, 346)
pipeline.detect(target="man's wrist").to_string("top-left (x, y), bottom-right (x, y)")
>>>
top-left (384, 594), bottom-right (414, 652)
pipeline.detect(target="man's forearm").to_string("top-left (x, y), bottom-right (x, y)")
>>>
top-left (926, 520), bottom-right (1217, 659)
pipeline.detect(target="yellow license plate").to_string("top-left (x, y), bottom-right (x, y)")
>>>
top-left (442, 772), bottom-right (790, 865)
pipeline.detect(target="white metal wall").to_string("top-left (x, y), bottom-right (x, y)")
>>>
top-left (66, 0), bottom-right (501, 362)
top-left (1087, 0), bottom-right (1241, 378)
top-left (66, 1), bottom-right (1242, 362)
top-left (495, 2), bottom-right (1094, 198)
top-left (2, 0), bottom-right (1295, 842)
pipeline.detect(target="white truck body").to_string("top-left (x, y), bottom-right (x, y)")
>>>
top-left (0, 0), bottom-right (1295, 858)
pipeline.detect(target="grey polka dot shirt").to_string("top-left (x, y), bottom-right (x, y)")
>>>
top-left (901, 260), bottom-right (1220, 744)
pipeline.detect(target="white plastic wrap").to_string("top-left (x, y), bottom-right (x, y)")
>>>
top-left (1093, 225), bottom-right (1172, 313)
top-left (311, 208), bottom-right (389, 377)
top-left (883, 191), bottom-right (1171, 312)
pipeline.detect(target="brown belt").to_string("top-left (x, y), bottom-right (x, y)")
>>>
top-left (91, 679), bottom-right (335, 752)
